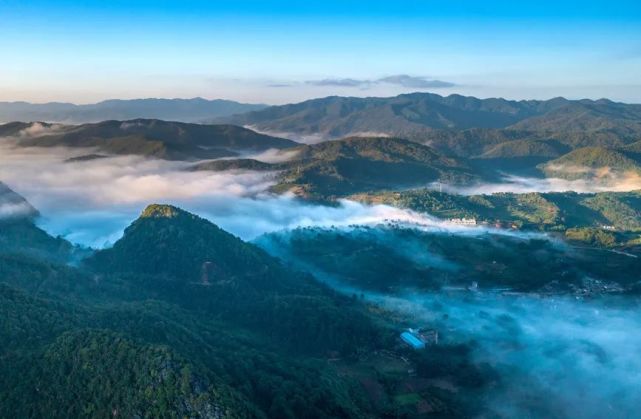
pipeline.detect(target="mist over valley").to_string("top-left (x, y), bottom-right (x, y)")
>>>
top-left (3, 0), bottom-right (641, 411)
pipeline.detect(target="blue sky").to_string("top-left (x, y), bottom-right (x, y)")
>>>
top-left (1, 0), bottom-right (640, 104)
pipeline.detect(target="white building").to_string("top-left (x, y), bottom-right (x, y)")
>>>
top-left (449, 217), bottom-right (477, 226)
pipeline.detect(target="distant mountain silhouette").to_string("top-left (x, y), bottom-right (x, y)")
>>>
top-left (0, 97), bottom-right (267, 124)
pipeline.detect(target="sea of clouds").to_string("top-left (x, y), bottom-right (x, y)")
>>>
top-left (2, 141), bottom-right (641, 247)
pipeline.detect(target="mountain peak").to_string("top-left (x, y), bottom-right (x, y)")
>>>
top-left (87, 204), bottom-right (299, 289)
top-left (140, 204), bottom-right (185, 219)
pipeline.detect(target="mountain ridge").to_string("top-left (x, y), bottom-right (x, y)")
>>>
top-left (0, 97), bottom-right (267, 124)
top-left (2, 119), bottom-right (298, 160)
top-left (218, 92), bottom-right (641, 142)
top-left (193, 135), bottom-right (478, 199)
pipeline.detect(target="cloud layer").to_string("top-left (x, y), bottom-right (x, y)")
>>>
top-left (2, 142), bottom-right (641, 248)
top-left (305, 74), bottom-right (456, 89)
top-left (0, 143), bottom-right (546, 248)
top-left (435, 173), bottom-right (641, 195)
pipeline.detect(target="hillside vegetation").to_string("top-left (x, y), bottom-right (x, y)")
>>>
top-left (355, 188), bottom-right (641, 247)
top-left (194, 136), bottom-right (477, 200)
top-left (257, 225), bottom-right (641, 294)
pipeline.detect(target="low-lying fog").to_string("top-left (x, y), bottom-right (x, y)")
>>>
top-left (435, 172), bottom-right (641, 195)
top-left (379, 290), bottom-right (641, 418)
top-left (256, 228), bottom-right (641, 418)
top-left (0, 143), bottom-right (569, 247)
top-left (2, 143), bottom-right (641, 248)
top-left (0, 144), bottom-right (453, 246)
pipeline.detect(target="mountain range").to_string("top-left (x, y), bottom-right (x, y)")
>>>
top-left (0, 98), bottom-right (266, 124)
top-left (3, 92), bottom-right (641, 196)
top-left (218, 93), bottom-right (641, 142)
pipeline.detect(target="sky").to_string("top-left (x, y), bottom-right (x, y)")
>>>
top-left (1, 0), bottom-right (641, 104)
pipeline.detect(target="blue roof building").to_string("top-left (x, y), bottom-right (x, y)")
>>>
top-left (400, 330), bottom-right (426, 350)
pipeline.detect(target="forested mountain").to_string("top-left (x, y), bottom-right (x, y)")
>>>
top-left (86, 204), bottom-right (312, 290)
top-left (3, 93), bottom-right (641, 187)
top-left (273, 136), bottom-right (477, 199)
top-left (8, 202), bottom-right (480, 417)
top-left (0, 98), bottom-right (267, 124)
top-left (219, 93), bottom-right (568, 138)
top-left (0, 119), bottom-right (297, 160)
top-left (220, 93), bottom-right (641, 142)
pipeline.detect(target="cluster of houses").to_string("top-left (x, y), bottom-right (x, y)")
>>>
top-left (448, 217), bottom-right (521, 230)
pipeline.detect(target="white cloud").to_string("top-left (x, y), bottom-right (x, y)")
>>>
top-left (436, 173), bottom-right (641, 195)
top-left (304, 74), bottom-right (456, 89)
top-left (1, 143), bottom-right (639, 248)
top-left (0, 201), bottom-right (34, 219)
top-left (244, 147), bottom-right (302, 163)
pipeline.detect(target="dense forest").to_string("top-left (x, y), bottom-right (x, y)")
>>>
top-left (0, 196), bottom-right (495, 418)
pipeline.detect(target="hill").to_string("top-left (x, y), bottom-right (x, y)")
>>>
top-left (219, 93), bottom-right (641, 179)
top-left (9, 199), bottom-right (641, 415)
top-left (1, 202), bottom-right (498, 417)
top-left (86, 204), bottom-right (302, 289)
top-left (4, 119), bottom-right (298, 160)
top-left (469, 139), bottom-right (570, 175)
top-left (85, 204), bottom-right (381, 353)
top-left (477, 139), bottom-right (567, 160)
top-left (190, 158), bottom-right (274, 172)
top-left (275, 136), bottom-right (477, 198)
top-left (193, 136), bottom-right (478, 200)
top-left (539, 146), bottom-right (641, 180)
top-left (0, 97), bottom-right (267, 124)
